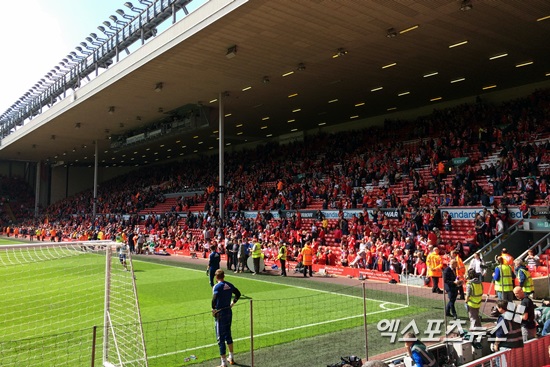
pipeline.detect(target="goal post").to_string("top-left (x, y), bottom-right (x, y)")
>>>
top-left (0, 241), bottom-right (148, 367)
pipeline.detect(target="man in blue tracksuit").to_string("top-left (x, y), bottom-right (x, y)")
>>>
top-left (212, 269), bottom-right (241, 367)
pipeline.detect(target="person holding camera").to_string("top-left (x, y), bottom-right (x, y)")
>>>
top-left (444, 259), bottom-right (461, 320)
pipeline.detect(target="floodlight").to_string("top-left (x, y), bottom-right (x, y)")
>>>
top-left (116, 9), bottom-right (134, 20)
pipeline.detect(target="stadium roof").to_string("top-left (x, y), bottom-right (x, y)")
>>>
top-left (1, 0), bottom-right (550, 167)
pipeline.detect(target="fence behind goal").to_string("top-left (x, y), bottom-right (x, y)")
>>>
top-left (0, 241), bottom-right (147, 367)
top-left (141, 280), bottom-right (411, 367)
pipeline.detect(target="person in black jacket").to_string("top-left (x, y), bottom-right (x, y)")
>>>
top-left (444, 259), bottom-right (461, 319)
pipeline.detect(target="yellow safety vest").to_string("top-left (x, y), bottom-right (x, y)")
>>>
top-left (278, 245), bottom-right (287, 261)
top-left (494, 265), bottom-right (513, 292)
top-left (467, 281), bottom-right (483, 309)
top-left (518, 267), bottom-right (534, 294)
top-left (251, 242), bottom-right (262, 258)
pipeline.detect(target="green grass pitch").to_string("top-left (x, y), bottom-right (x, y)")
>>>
top-left (0, 247), bottom-right (428, 366)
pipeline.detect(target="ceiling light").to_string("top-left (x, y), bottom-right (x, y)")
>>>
top-left (236, 132), bottom-right (243, 135)
top-left (423, 72), bottom-right (438, 78)
top-left (430, 97), bottom-right (442, 102)
top-left (382, 62), bottom-right (397, 69)
top-left (236, 124), bottom-right (243, 127)
top-left (398, 91), bottom-right (410, 96)
top-left (332, 48), bottom-right (348, 58)
top-left (193, 135), bottom-right (199, 138)
top-left (460, 0), bottom-right (472, 11)
top-left (261, 126), bottom-right (268, 129)
top-left (292, 108), bottom-right (301, 113)
top-left (537, 15), bottom-right (550, 22)
top-left (328, 99), bottom-right (338, 103)
top-left (225, 113), bottom-right (232, 117)
top-left (108, 106), bottom-right (115, 114)
top-left (546, 72), bottom-right (550, 77)
top-left (350, 115), bottom-right (359, 119)
top-left (154, 82), bottom-right (163, 92)
top-left (262, 117), bottom-right (270, 121)
top-left (355, 102), bottom-right (365, 107)
top-left (399, 25), bottom-right (419, 34)
top-left (489, 53), bottom-right (508, 60)
top-left (386, 28), bottom-right (397, 38)
top-left (287, 119), bottom-right (295, 123)
top-left (482, 85), bottom-right (497, 90)
top-left (291, 128), bottom-right (298, 132)
top-left (449, 40), bottom-right (468, 48)
top-left (371, 87), bottom-right (383, 92)
top-left (282, 71), bottom-right (295, 77)
top-left (242, 86), bottom-right (252, 91)
top-left (266, 134), bottom-right (272, 137)
top-left (451, 77), bottom-right (466, 83)
top-left (288, 93), bottom-right (298, 98)
top-left (226, 45), bottom-right (237, 59)
top-left (387, 107), bottom-right (397, 111)
top-left (318, 122), bottom-right (326, 126)
top-left (516, 61), bottom-right (533, 68)
top-left (209, 99), bottom-right (218, 103)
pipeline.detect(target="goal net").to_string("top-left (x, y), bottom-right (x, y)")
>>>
top-left (0, 241), bottom-right (148, 367)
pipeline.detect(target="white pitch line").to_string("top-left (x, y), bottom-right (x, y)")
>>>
top-left (134, 258), bottom-right (407, 307)
top-left (147, 303), bottom-right (408, 360)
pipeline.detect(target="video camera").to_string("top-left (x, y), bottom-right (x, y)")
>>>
top-left (480, 260), bottom-right (496, 270)
top-left (327, 355), bottom-right (362, 367)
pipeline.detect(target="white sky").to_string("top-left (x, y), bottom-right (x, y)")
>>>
top-left (0, 0), bottom-right (205, 115)
top-left (0, 0), bottom-right (120, 113)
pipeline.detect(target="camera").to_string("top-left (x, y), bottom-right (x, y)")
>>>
top-left (327, 356), bottom-right (362, 367)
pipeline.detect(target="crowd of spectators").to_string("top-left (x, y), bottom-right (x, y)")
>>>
top-left (1, 89), bottom-right (550, 275)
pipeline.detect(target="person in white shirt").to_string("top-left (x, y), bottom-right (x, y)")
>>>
top-left (468, 252), bottom-right (485, 281)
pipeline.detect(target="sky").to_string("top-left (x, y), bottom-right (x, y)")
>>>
top-left (0, 0), bottom-right (120, 113)
top-left (0, 0), bottom-right (205, 115)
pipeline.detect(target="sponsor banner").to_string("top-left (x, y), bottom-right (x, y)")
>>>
top-left (222, 207), bottom-right (524, 222)
top-left (358, 269), bottom-right (394, 282)
top-left (450, 157), bottom-right (470, 166)
top-left (532, 206), bottom-right (550, 216)
top-left (324, 265), bottom-right (345, 276)
top-left (443, 207), bottom-right (522, 221)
